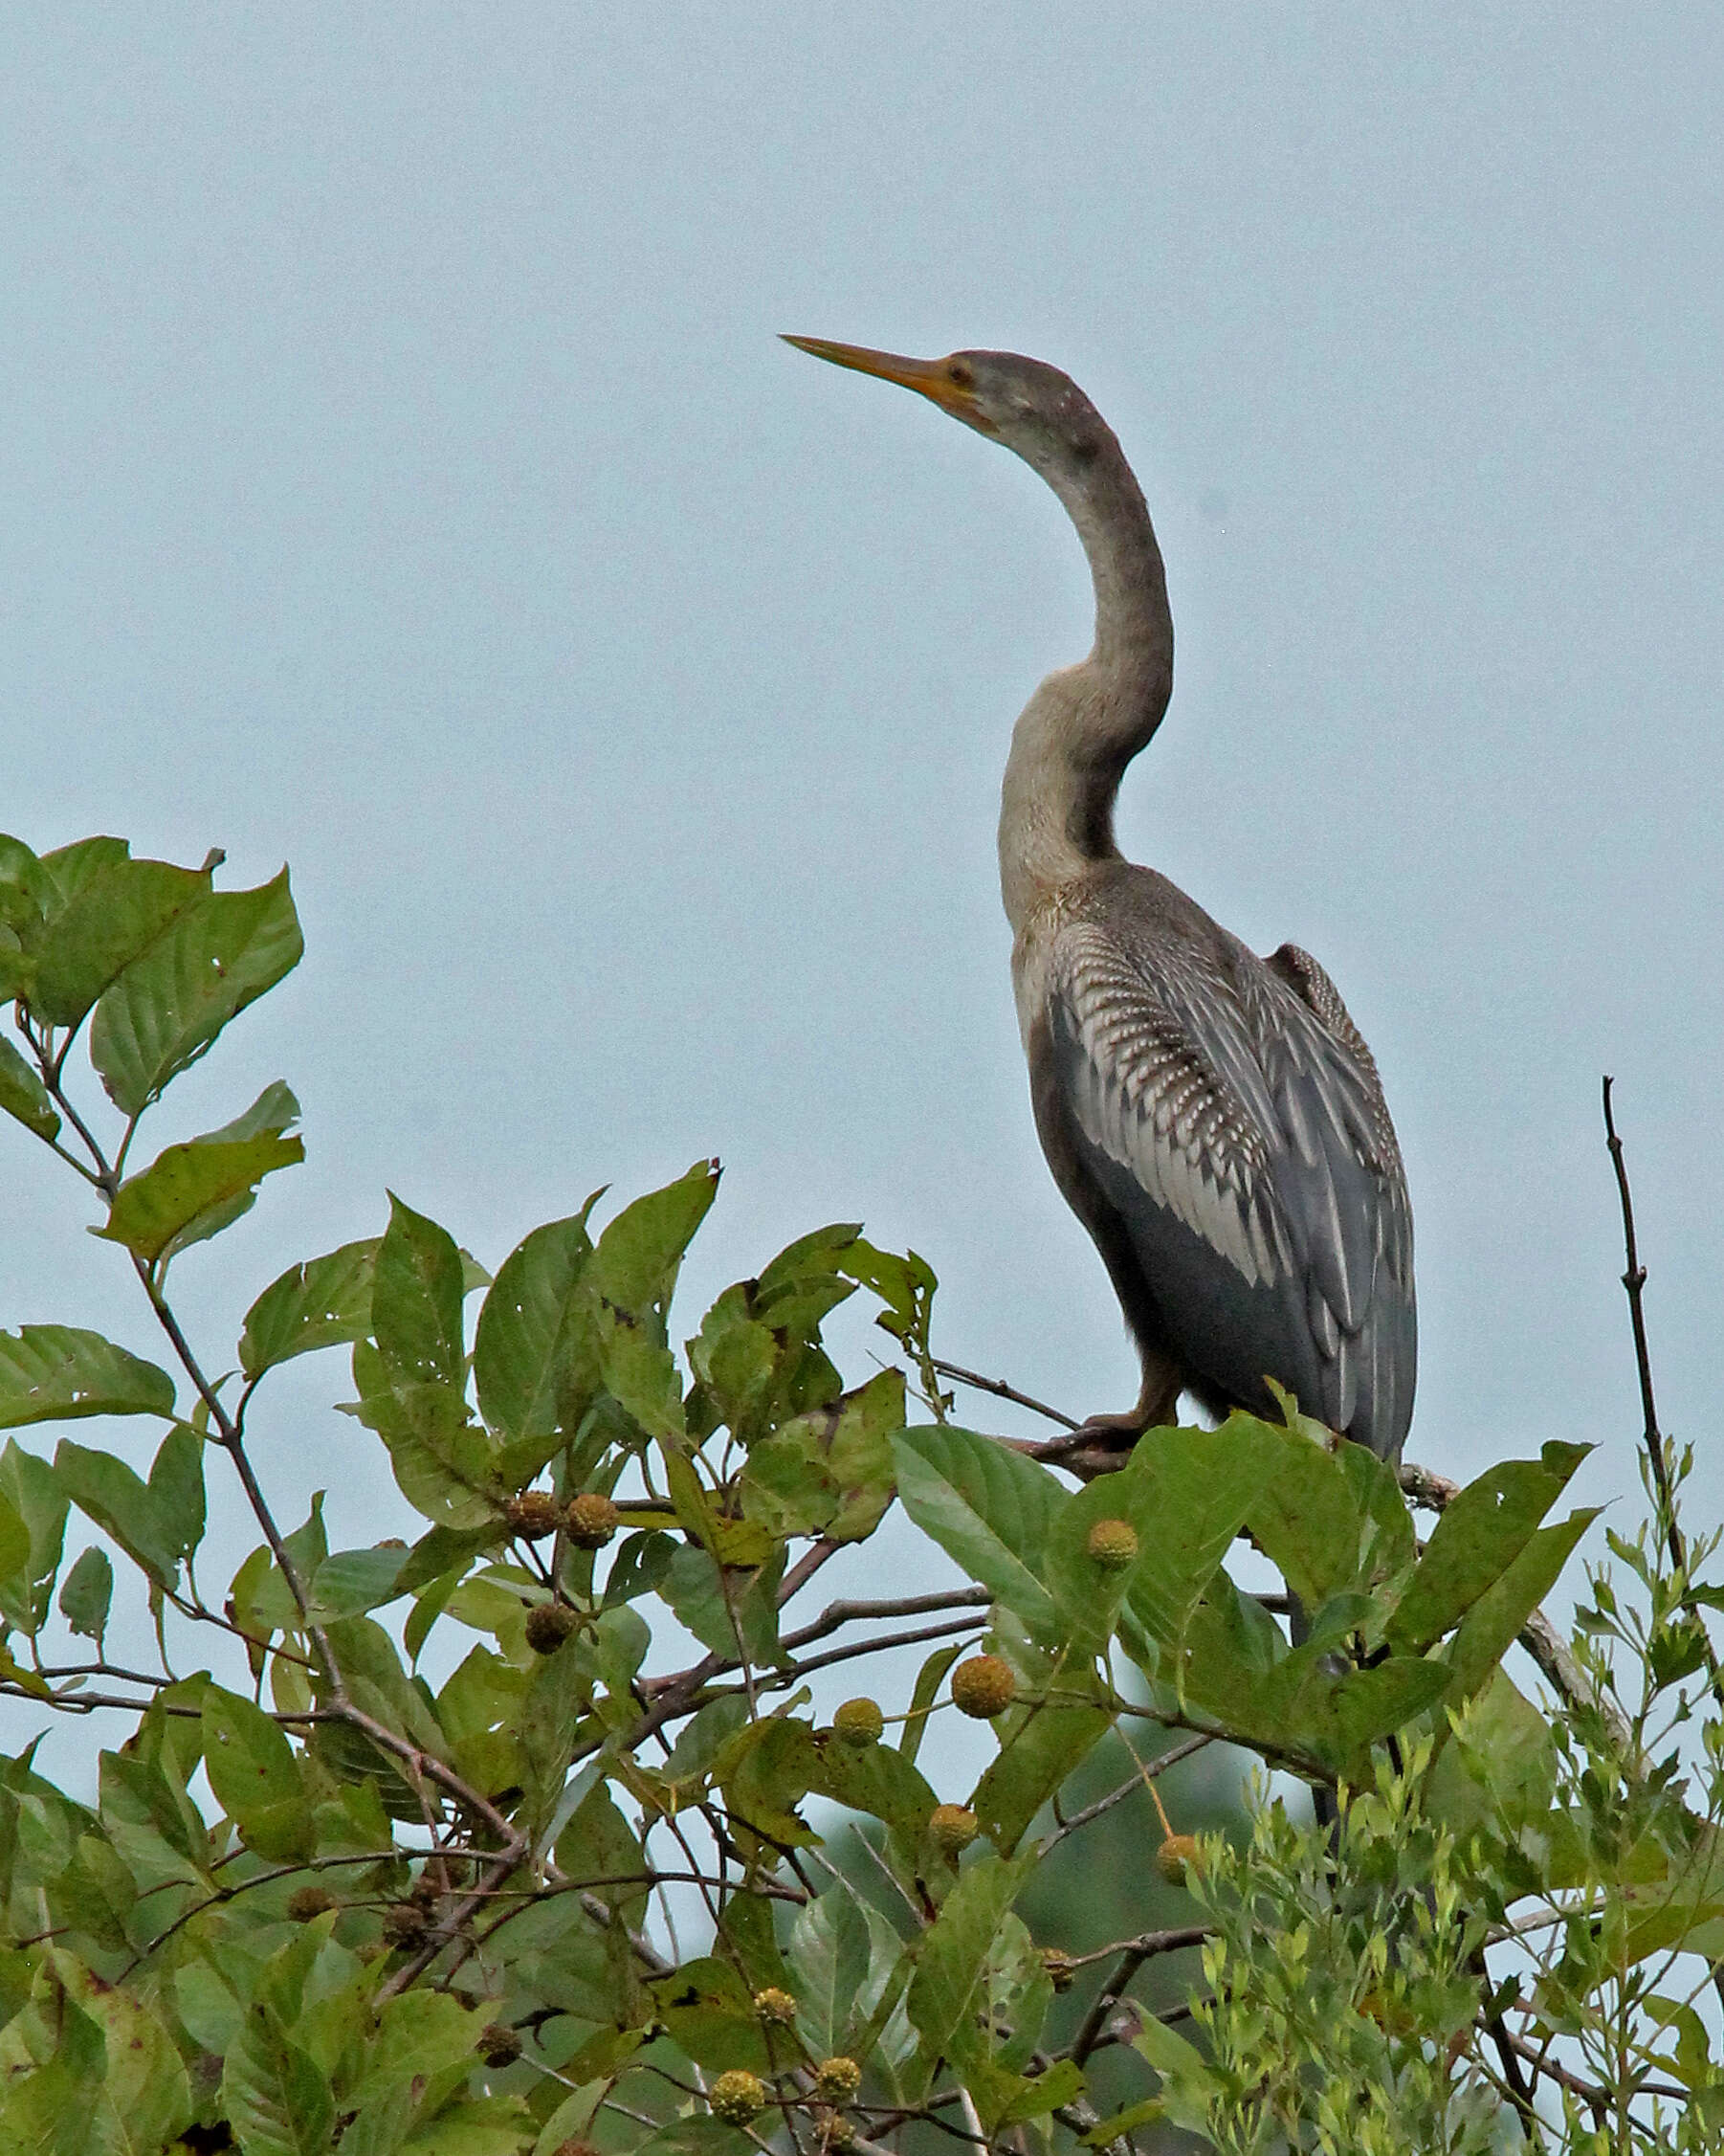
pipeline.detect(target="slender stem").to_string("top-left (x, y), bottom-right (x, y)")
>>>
top-left (932, 1359), bottom-right (1080, 1433)
top-left (1602, 1077), bottom-right (1724, 1714)
top-left (1068, 1925), bottom-right (1212, 2064)
top-left (1041, 1734), bottom-right (1213, 1853)
top-left (780, 1585), bottom-right (991, 1655)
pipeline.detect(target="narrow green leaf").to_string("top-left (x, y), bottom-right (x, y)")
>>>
top-left (0, 832), bottom-right (51, 935)
top-left (586, 1160), bottom-right (720, 1329)
top-left (894, 1427), bottom-right (1065, 1638)
top-left (474, 1207), bottom-right (599, 1441)
top-left (90, 868), bottom-right (303, 1115)
top-left (29, 856), bottom-right (213, 1028)
top-left (0, 1037), bottom-right (58, 1142)
top-left (222, 2000), bottom-right (336, 2156)
top-left (373, 1194), bottom-right (467, 1389)
top-left (307, 1545), bottom-right (410, 1622)
top-left (202, 1683), bottom-right (315, 1862)
top-left (240, 1238), bottom-right (378, 1380)
top-left (0, 1325), bottom-right (175, 1429)
top-left (906, 1851), bottom-right (1034, 2091)
top-left (1445, 1507), bottom-right (1601, 1705)
top-left (900, 1640), bottom-right (965, 1768)
top-left (519, 1636), bottom-right (593, 1841)
top-left (974, 1700), bottom-right (1111, 1854)
top-left (54, 1440), bottom-right (182, 1589)
top-left (787, 1887), bottom-right (874, 2060)
top-left (147, 1422), bottom-right (207, 1568)
top-left (48, 1947), bottom-right (194, 2155)
top-left (1387, 1448), bottom-right (1588, 1653)
top-left (57, 1546), bottom-right (113, 1643)
top-left (0, 1440), bottom-right (70, 1635)
top-left (94, 1082), bottom-right (302, 1267)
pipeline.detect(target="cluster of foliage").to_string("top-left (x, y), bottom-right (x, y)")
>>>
top-left (0, 832), bottom-right (1720, 2154)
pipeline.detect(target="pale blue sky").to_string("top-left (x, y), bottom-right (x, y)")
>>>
top-left (3, 10), bottom-right (1721, 1757)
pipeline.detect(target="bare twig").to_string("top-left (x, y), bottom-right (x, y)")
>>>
top-left (1042, 1733), bottom-right (1215, 1854)
top-left (1067, 1931), bottom-right (1212, 2064)
top-left (932, 1359), bottom-right (1080, 1433)
top-left (781, 1586), bottom-right (991, 1656)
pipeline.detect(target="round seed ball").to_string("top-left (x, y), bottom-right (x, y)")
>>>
top-left (1085, 1516), bottom-right (1139, 1568)
top-left (525, 1602), bottom-right (581, 1655)
top-left (831, 1697), bottom-right (885, 1747)
top-left (950, 1655), bottom-right (1014, 1719)
top-left (929, 1803), bottom-right (980, 1856)
top-left (709, 2069), bottom-right (767, 2124)
top-left (565, 1492), bottom-right (621, 1549)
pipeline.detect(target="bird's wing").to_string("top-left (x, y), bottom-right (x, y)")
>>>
top-left (1046, 918), bottom-right (1415, 1456)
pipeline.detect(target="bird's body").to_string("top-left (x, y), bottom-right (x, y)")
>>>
top-left (787, 337), bottom-right (1416, 1460)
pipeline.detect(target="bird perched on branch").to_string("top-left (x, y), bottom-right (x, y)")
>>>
top-left (786, 336), bottom-right (1415, 1462)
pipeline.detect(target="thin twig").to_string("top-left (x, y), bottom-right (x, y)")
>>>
top-left (1602, 1077), bottom-right (1724, 1714)
top-left (1068, 1926), bottom-right (1213, 2064)
top-left (780, 1586), bottom-right (991, 1656)
top-left (1041, 1733), bottom-right (1215, 1854)
top-left (932, 1359), bottom-right (1080, 1433)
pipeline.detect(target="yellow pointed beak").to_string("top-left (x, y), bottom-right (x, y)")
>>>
top-left (782, 335), bottom-right (994, 431)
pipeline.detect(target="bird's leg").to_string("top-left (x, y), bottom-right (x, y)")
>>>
top-left (1044, 1357), bottom-right (1182, 1461)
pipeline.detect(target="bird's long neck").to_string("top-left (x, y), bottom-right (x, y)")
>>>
top-left (998, 433), bottom-right (1173, 936)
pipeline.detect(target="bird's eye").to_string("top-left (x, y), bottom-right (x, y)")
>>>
top-left (947, 360), bottom-right (973, 387)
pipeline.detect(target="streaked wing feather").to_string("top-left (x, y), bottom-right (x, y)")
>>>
top-left (1048, 918), bottom-right (1414, 1456)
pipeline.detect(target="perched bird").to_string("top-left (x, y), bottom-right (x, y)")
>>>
top-left (785, 338), bottom-right (1416, 1461)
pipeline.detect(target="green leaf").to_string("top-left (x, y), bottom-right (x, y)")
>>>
top-left (812, 1730), bottom-right (939, 1843)
top-left (0, 1964), bottom-right (105, 2155)
top-left (307, 1545), bottom-right (409, 1622)
top-left (0, 833), bottom-right (51, 936)
top-left (90, 867), bottom-right (303, 1116)
top-left (1444, 1506), bottom-right (1600, 1706)
top-left (586, 1161), bottom-right (720, 1331)
top-left (202, 1683), bottom-right (315, 1862)
top-left (222, 2000), bottom-right (336, 2156)
top-left (894, 1427), bottom-right (1065, 1639)
top-left (474, 1207), bottom-right (599, 1443)
top-left (1387, 1445), bottom-right (1590, 1653)
top-left (1114, 1417), bottom-right (1281, 1655)
top-left (56, 1545), bottom-right (113, 1643)
top-left (94, 1082), bottom-right (303, 1268)
top-left (906, 1850), bottom-right (1034, 2093)
top-left (719, 1714), bottom-right (823, 1848)
top-left (652, 1955), bottom-right (770, 2074)
top-left (899, 1640), bottom-right (965, 1769)
top-left (634, 2120), bottom-right (757, 2156)
top-left (0, 1325), bottom-right (175, 1429)
top-left (519, 1637), bottom-right (593, 1842)
top-left (54, 1440), bottom-right (183, 1589)
top-left (240, 1238), bottom-right (379, 1380)
top-left (38, 835), bottom-right (131, 909)
top-left (0, 1038), bottom-right (58, 1142)
top-left (1425, 1669), bottom-right (1558, 1837)
top-left (786, 1887), bottom-right (876, 2060)
top-left (47, 1947), bottom-right (194, 2155)
top-left (147, 1421), bottom-right (207, 1569)
top-left (354, 1366), bottom-right (498, 1529)
top-left (0, 1443), bottom-right (63, 1635)
top-left (373, 1194), bottom-right (467, 1389)
top-left (28, 855), bottom-right (213, 1029)
top-left (974, 1700), bottom-right (1111, 1854)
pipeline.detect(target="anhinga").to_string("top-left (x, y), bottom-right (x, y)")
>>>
top-left (786, 337), bottom-right (1416, 1462)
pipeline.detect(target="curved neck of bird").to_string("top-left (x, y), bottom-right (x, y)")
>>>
top-left (998, 433), bottom-right (1173, 936)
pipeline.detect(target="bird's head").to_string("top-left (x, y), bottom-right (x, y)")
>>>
top-left (783, 336), bottom-right (1109, 479)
